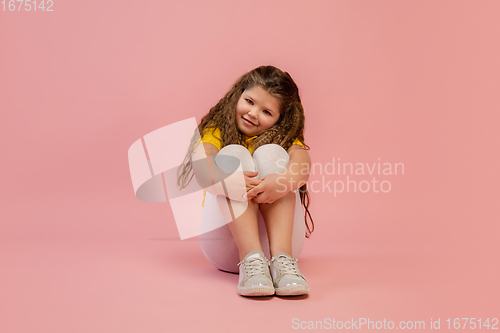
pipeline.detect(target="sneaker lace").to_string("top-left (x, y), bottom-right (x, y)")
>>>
top-left (237, 257), bottom-right (268, 277)
top-left (272, 255), bottom-right (300, 275)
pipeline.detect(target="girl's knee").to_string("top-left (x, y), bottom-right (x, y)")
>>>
top-left (253, 143), bottom-right (287, 155)
top-left (216, 144), bottom-right (255, 173)
top-left (218, 144), bottom-right (251, 156)
top-left (253, 144), bottom-right (290, 176)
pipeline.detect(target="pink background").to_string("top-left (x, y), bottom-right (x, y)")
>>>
top-left (1, 0), bottom-right (499, 332)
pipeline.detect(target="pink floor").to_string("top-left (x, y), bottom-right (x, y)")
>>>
top-left (1, 192), bottom-right (499, 332)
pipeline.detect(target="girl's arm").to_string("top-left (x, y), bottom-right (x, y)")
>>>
top-left (244, 145), bottom-right (311, 203)
top-left (283, 144), bottom-right (311, 192)
top-left (191, 143), bottom-right (228, 196)
top-left (192, 142), bottom-right (219, 188)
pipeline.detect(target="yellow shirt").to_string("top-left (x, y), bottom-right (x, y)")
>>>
top-left (197, 126), bottom-right (305, 207)
top-left (197, 126), bottom-right (304, 154)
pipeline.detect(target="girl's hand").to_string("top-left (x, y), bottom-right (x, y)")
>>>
top-left (242, 171), bottom-right (263, 192)
top-left (224, 171), bottom-right (263, 201)
top-left (243, 173), bottom-right (290, 204)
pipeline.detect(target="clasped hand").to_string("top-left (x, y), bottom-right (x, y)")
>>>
top-left (221, 171), bottom-right (261, 201)
top-left (223, 171), bottom-right (290, 204)
top-left (243, 172), bottom-right (290, 204)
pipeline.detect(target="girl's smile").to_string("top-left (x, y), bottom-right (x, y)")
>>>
top-left (242, 117), bottom-right (257, 126)
top-left (235, 86), bottom-right (281, 137)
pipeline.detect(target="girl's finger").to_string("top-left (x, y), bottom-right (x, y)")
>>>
top-left (248, 179), bottom-right (262, 186)
top-left (243, 171), bottom-right (258, 177)
top-left (254, 193), bottom-right (266, 204)
top-left (246, 183), bottom-right (263, 199)
top-left (245, 188), bottom-right (260, 201)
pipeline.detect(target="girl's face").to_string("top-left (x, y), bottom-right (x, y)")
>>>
top-left (235, 86), bottom-right (281, 137)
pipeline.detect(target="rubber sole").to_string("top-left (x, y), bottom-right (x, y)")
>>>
top-left (275, 285), bottom-right (310, 296)
top-left (238, 286), bottom-right (275, 297)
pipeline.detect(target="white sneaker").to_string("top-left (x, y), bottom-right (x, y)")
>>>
top-left (237, 250), bottom-right (275, 296)
top-left (270, 252), bottom-right (310, 296)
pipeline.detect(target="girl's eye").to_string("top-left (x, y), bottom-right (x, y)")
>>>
top-left (264, 110), bottom-right (271, 115)
top-left (246, 99), bottom-right (253, 105)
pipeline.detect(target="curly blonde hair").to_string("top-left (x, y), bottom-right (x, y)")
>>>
top-left (177, 65), bottom-right (314, 237)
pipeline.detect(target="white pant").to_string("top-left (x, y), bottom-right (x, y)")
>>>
top-left (200, 144), bottom-right (306, 273)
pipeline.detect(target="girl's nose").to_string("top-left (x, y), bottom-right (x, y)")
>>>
top-left (247, 108), bottom-right (258, 119)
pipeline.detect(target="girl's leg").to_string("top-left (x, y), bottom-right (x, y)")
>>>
top-left (225, 197), bottom-right (261, 261)
top-left (213, 145), bottom-right (275, 296)
top-left (251, 144), bottom-right (306, 258)
top-left (259, 191), bottom-right (295, 257)
top-left (253, 144), bottom-right (310, 295)
top-left (200, 145), bottom-right (263, 272)
top-left (215, 145), bottom-right (263, 260)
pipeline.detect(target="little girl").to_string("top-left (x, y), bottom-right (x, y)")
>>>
top-left (177, 65), bottom-right (314, 297)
